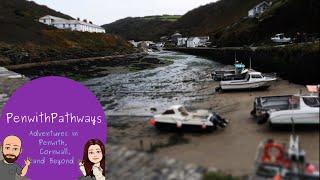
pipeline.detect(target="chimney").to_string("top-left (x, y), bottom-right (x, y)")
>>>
top-left (77, 17), bottom-right (80, 21)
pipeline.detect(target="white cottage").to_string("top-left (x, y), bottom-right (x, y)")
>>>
top-left (198, 36), bottom-right (210, 46)
top-left (39, 15), bottom-right (106, 33)
top-left (177, 37), bottom-right (188, 46)
top-left (187, 37), bottom-right (201, 48)
top-left (248, 1), bottom-right (271, 18)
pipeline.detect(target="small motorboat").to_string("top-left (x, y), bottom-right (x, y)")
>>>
top-left (251, 135), bottom-right (319, 179)
top-left (149, 105), bottom-right (228, 132)
top-left (271, 33), bottom-right (291, 43)
top-left (212, 61), bottom-right (248, 81)
top-left (217, 71), bottom-right (276, 91)
top-left (251, 85), bottom-right (319, 126)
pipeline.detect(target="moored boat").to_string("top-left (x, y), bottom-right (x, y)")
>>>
top-left (149, 105), bottom-right (228, 132)
top-left (212, 61), bottom-right (248, 81)
top-left (218, 71), bottom-right (277, 91)
top-left (251, 85), bottom-right (320, 126)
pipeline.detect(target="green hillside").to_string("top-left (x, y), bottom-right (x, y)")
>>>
top-left (213, 0), bottom-right (320, 46)
top-left (103, 15), bottom-right (179, 41)
top-left (0, 0), bottom-right (134, 65)
top-left (174, 0), bottom-right (263, 36)
top-left (103, 0), bottom-right (264, 40)
top-left (103, 0), bottom-right (319, 46)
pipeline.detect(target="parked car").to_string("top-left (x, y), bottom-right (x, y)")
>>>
top-left (271, 33), bottom-right (291, 43)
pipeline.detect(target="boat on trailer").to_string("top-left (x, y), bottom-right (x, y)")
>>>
top-left (149, 105), bottom-right (228, 132)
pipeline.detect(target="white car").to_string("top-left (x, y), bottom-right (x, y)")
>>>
top-left (271, 33), bottom-right (291, 43)
top-left (149, 105), bottom-right (228, 131)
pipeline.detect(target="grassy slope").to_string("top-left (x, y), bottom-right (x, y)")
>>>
top-left (103, 0), bottom-right (264, 40)
top-left (103, 16), bottom-right (178, 41)
top-left (174, 0), bottom-right (263, 36)
top-left (103, 0), bottom-right (319, 47)
top-left (0, 0), bottom-right (135, 65)
top-left (213, 0), bottom-right (320, 46)
top-left (143, 15), bottom-right (181, 22)
top-left (0, 0), bottom-right (72, 44)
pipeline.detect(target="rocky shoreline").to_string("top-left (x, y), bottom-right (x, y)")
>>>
top-left (4, 53), bottom-right (146, 70)
top-left (3, 53), bottom-right (172, 80)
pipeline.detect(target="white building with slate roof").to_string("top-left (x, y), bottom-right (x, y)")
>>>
top-left (39, 15), bottom-right (105, 33)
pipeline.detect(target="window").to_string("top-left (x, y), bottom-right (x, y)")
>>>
top-left (162, 110), bottom-right (175, 115)
top-left (251, 75), bottom-right (263, 79)
top-left (303, 97), bottom-right (320, 107)
top-left (43, 19), bottom-right (46, 23)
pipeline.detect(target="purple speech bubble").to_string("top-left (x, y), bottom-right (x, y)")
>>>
top-left (0, 76), bottom-right (107, 180)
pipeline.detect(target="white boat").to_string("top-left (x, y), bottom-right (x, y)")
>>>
top-left (212, 61), bottom-right (249, 81)
top-left (252, 86), bottom-right (320, 125)
top-left (218, 71), bottom-right (277, 91)
top-left (271, 33), bottom-right (291, 43)
top-left (149, 105), bottom-right (228, 132)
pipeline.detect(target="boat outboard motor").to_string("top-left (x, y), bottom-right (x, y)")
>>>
top-left (210, 112), bottom-right (228, 128)
top-left (257, 113), bottom-right (269, 124)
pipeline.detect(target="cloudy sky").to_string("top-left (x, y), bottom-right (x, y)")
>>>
top-left (33, 0), bottom-right (217, 25)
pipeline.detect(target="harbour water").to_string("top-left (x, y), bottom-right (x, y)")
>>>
top-left (84, 51), bottom-right (224, 116)
top-left (1, 51), bottom-right (228, 116)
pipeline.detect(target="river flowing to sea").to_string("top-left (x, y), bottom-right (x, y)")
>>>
top-left (1, 51), bottom-right (228, 117)
top-left (83, 51), bottom-right (223, 116)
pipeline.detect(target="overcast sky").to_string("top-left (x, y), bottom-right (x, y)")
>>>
top-left (32, 0), bottom-right (217, 25)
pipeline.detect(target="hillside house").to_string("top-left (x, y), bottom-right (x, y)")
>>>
top-left (177, 37), bottom-right (188, 46)
top-left (39, 15), bottom-right (105, 33)
top-left (171, 33), bottom-right (182, 44)
top-left (187, 37), bottom-right (201, 48)
top-left (198, 36), bottom-right (210, 46)
top-left (248, 1), bottom-right (272, 18)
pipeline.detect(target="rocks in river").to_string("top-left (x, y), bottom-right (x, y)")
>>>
top-left (107, 145), bottom-right (206, 180)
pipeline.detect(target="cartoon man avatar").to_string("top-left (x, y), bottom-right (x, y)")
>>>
top-left (0, 135), bottom-right (31, 180)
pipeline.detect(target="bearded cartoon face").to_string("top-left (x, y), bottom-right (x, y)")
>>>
top-left (2, 136), bottom-right (22, 163)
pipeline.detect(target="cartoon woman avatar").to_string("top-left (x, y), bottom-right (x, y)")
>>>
top-left (79, 139), bottom-right (105, 180)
